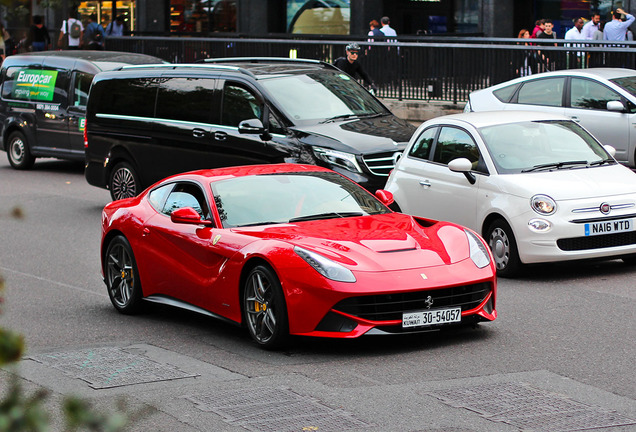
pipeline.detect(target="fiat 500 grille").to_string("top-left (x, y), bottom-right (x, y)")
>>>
top-left (332, 282), bottom-right (492, 321)
top-left (557, 231), bottom-right (636, 251)
top-left (362, 151), bottom-right (402, 176)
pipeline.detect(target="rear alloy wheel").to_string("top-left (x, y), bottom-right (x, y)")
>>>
top-left (7, 131), bottom-right (35, 170)
top-left (105, 235), bottom-right (143, 314)
top-left (109, 162), bottom-right (140, 201)
top-left (486, 218), bottom-right (522, 278)
top-left (243, 265), bottom-right (289, 349)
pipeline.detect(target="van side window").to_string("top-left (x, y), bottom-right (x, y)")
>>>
top-left (1, 67), bottom-right (67, 105)
top-left (72, 72), bottom-right (94, 107)
top-left (156, 77), bottom-right (215, 124)
top-left (98, 77), bottom-right (158, 118)
top-left (221, 83), bottom-right (262, 127)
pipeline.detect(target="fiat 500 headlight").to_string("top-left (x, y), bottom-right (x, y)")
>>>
top-left (294, 246), bottom-right (356, 282)
top-left (465, 229), bottom-right (491, 269)
top-left (531, 194), bottom-right (557, 215)
top-left (312, 147), bottom-right (362, 173)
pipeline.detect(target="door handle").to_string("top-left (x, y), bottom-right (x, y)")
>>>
top-left (214, 131), bottom-right (228, 141)
top-left (192, 128), bottom-right (206, 138)
top-left (419, 180), bottom-right (431, 188)
top-left (570, 116), bottom-right (580, 122)
top-left (142, 228), bottom-right (150, 236)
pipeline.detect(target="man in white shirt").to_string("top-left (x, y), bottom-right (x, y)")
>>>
top-left (380, 16), bottom-right (397, 38)
top-left (565, 17), bottom-right (585, 40)
top-left (581, 13), bottom-right (601, 39)
top-left (58, 11), bottom-right (84, 49)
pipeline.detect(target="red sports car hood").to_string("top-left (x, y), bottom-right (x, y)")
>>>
top-left (232, 213), bottom-right (472, 271)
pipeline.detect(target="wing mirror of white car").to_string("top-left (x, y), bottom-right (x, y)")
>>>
top-left (448, 157), bottom-right (477, 184)
top-left (603, 144), bottom-right (617, 157)
top-left (607, 101), bottom-right (626, 112)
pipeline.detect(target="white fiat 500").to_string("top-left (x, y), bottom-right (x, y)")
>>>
top-left (385, 111), bottom-right (636, 277)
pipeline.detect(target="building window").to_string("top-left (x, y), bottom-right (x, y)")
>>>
top-left (170, 0), bottom-right (237, 33)
top-left (287, 0), bottom-right (350, 35)
top-left (78, 1), bottom-right (136, 32)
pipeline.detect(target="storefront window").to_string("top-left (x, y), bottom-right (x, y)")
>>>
top-left (170, 0), bottom-right (237, 33)
top-left (78, 1), bottom-right (136, 32)
top-left (287, 0), bottom-right (350, 35)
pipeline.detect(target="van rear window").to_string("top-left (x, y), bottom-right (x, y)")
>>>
top-left (97, 77), bottom-right (158, 118)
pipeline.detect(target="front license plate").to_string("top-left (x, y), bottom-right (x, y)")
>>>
top-left (584, 218), bottom-right (635, 236)
top-left (402, 307), bottom-right (461, 328)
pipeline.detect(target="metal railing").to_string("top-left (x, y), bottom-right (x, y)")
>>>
top-left (103, 36), bottom-right (636, 104)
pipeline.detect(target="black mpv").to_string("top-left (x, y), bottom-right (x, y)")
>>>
top-left (84, 58), bottom-right (416, 200)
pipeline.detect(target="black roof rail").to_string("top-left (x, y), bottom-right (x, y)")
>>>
top-left (119, 63), bottom-right (256, 77)
top-left (198, 57), bottom-right (339, 71)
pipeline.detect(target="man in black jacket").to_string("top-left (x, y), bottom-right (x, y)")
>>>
top-left (333, 43), bottom-right (378, 93)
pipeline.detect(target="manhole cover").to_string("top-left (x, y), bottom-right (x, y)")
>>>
top-left (28, 347), bottom-right (198, 389)
top-left (185, 387), bottom-right (370, 432)
top-left (428, 382), bottom-right (636, 432)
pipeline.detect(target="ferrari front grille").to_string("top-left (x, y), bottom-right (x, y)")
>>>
top-left (332, 282), bottom-right (492, 321)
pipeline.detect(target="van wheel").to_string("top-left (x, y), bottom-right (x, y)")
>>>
top-left (109, 162), bottom-right (140, 201)
top-left (7, 131), bottom-right (35, 170)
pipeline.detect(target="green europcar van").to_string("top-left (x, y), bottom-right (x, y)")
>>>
top-left (0, 51), bottom-right (164, 169)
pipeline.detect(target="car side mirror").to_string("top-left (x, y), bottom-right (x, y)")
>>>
top-left (603, 144), bottom-right (617, 157)
top-left (448, 157), bottom-right (476, 184)
top-left (607, 101), bottom-right (625, 113)
top-left (375, 189), bottom-right (394, 206)
top-left (170, 207), bottom-right (213, 226)
top-left (238, 118), bottom-right (266, 135)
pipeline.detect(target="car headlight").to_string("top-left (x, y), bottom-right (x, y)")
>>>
top-left (531, 194), bottom-right (557, 215)
top-left (294, 246), bottom-right (356, 282)
top-left (465, 229), bottom-right (491, 269)
top-left (313, 147), bottom-right (362, 173)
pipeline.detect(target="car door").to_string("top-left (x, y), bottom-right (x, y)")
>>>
top-left (566, 77), bottom-right (631, 163)
top-left (397, 125), bottom-right (485, 230)
top-left (67, 70), bottom-right (93, 156)
top-left (506, 76), bottom-right (566, 118)
top-left (138, 181), bottom-right (226, 311)
top-left (211, 79), bottom-right (289, 165)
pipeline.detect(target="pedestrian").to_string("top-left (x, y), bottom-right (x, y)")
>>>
top-left (531, 19), bottom-right (545, 38)
top-left (537, 19), bottom-right (557, 44)
top-left (368, 19), bottom-right (383, 39)
top-left (516, 29), bottom-right (538, 76)
top-left (593, 21), bottom-right (605, 40)
top-left (582, 13), bottom-right (601, 39)
top-left (105, 15), bottom-right (126, 37)
top-left (603, 8), bottom-right (635, 41)
top-left (565, 17), bottom-right (585, 40)
top-left (84, 13), bottom-right (105, 50)
top-left (380, 16), bottom-right (397, 39)
top-left (333, 43), bottom-right (378, 93)
top-left (58, 9), bottom-right (83, 49)
top-left (27, 15), bottom-right (51, 52)
top-left (0, 22), bottom-right (11, 59)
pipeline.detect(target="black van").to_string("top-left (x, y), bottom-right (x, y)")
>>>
top-left (0, 51), bottom-right (164, 169)
top-left (84, 58), bottom-right (416, 200)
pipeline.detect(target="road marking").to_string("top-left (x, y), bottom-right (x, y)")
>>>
top-left (0, 266), bottom-right (107, 298)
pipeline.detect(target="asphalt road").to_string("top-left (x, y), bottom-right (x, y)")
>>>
top-left (0, 156), bottom-right (635, 432)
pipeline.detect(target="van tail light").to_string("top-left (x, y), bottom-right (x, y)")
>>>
top-left (83, 121), bottom-right (88, 148)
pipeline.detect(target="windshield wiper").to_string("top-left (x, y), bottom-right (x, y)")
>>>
top-left (521, 160), bottom-right (589, 173)
top-left (589, 158), bottom-right (616, 166)
top-left (235, 220), bottom-right (286, 228)
top-left (289, 212), bottom-right (364, 222)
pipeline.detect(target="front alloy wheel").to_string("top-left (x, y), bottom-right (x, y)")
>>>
top-left (486, 218), bottom-right (522, 278)
top-left (244, 265), bottom-right (289, 349)
top-left (105, 236), bottom-right (143, 314)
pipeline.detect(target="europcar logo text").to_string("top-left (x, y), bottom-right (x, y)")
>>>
top-left (12, 69), bottom-right (58, 102)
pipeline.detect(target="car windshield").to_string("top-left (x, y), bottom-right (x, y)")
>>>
top-left (610, 75), bottom-right (636, 98)
top-left (259, 70), bottom-right (387, 125)
top-left (211, 171), bottom-right (390, 228)
top-left (478, 120), bottom-right (613, 174)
